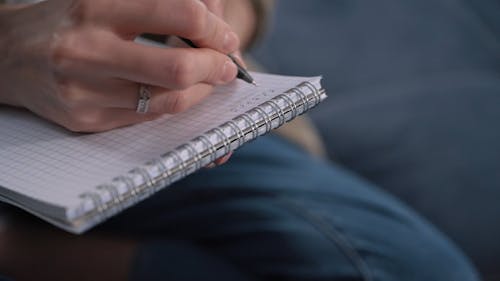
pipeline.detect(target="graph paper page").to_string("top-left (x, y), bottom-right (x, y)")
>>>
top-left (0, 72), bottom-right (319, 210)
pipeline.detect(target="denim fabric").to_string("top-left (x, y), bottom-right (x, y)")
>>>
top-left (102, 136), bottom-right (479, 281)
top-left (251, 0), bottom-right (500, 276)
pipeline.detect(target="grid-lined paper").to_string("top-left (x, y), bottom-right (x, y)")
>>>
top-left (0, 73), bottom-right (319, 214)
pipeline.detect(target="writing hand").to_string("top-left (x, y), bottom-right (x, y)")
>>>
top-left (0, 0), bottom-right (240, 132)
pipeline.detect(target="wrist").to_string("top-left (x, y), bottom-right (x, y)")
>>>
top-left (0, 3), bottom-right (52, 108)
top-left (0, 6), bottom-right (21, 106)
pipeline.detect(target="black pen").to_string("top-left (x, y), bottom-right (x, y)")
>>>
top-left (180, 38), bottom-right (257, 86)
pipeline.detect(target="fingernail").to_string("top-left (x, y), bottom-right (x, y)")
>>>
top-left (220, 59), bottom-right (237, 83)
top-left (223, 31), bottom-right (239, 52)
top-left (205, 162), bottom-right (217, 169)
top-left (216, 151), bottom-right (233, 165)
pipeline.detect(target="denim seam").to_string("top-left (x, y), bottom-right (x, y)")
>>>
top-left (275, 195), bottom-right (374, 281)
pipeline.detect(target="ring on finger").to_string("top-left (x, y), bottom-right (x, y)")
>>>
top-left (136, 84), bottom-right (152, 114)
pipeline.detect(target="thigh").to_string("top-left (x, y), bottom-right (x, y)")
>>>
top-left (253, 0), bottom-right (500, 275)
top-left (102, 135), bottom-right (480, 281)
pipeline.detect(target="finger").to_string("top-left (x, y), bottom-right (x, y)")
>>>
top-left (52, 28), bottom-right (237, 91)
top-left (59, 107), bottom-right (160, 133)
top-left (205, 151), bottom-right (233, 169)
top-left (214, 151), bottom-right (233, 165)
top-left (205, 163), bottom-right (217, 169)
top-left (60, 79), bottom-right (216, 114)
top-left (102, 41), bottom-right (237, 89)
top-left (147, 83), bottom-right (215, 114)
top-left (201, 0), bottom-right (225, 17)
top-left (128, 83), bottom-right (216, 114)
top-left (94, 0), bottom-right (239, 54)
top-left (56, 78), bottom-right (160, 110)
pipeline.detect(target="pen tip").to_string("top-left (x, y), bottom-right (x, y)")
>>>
top-left (252, 81), bottom-right (258, 87)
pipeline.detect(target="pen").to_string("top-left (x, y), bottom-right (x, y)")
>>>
top-left (180, 38), bottom-right (257, 86)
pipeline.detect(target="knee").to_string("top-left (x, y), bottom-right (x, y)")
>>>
top-left (361, 219), bottom-right (480, 281)
top-left (271, 197), bottom-right (481, 281)
top-left (292, 219), bottom-right (481, 281)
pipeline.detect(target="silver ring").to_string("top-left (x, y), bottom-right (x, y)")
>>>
top-left (136, 84), bottom-right (151, 114)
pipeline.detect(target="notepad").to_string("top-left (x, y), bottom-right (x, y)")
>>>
top-left (0, 72), bottom-right (326, 233)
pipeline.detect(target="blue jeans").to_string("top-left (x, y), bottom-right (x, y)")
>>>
top-left (101, 135), bottom-right (479, 281)
top-left (251, 1), bottom-right (500, 275)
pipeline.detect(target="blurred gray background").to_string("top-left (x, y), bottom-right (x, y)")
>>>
top-left (252, 0), bottom-right (500, 278)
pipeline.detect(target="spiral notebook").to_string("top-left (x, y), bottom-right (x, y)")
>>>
top-left (0, 72), bottom-right (326, 233)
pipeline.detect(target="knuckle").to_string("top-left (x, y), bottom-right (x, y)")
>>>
top-left (58, 90), bottom-right (83, 108)
top-left (50, 31), bottom-right (81, 71)
top-left (181, 1), bottom-right (208, 38)
top-left (160, 92), bottom-right (188, 114)
top-left (50, 27), bottom-right (105, 73)
top-left (68, 0), bottom-right (110, 24)
top-left (56, 83), bottom-right (86, 108)
top-left (65, 111), bottom-right (103, 133)
top-left (170, 56), bottom-right (196, 88)
top-left (50, 29), bottom-right (99, 73)
top-left (170, 96), bottom-right (190, 113)
top-left (67, 0), bottom-right (90, 24)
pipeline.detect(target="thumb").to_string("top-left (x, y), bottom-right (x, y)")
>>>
top-left (200, 0), bottom-right (226, 18)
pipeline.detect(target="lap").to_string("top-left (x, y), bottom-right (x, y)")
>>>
top-left (102, 135), bottom-right (479, 281)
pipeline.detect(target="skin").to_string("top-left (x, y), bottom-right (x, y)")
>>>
top-left (0, 0), bottom-right (258, 280)
top-left (0, 0), bottom-right (240, 132)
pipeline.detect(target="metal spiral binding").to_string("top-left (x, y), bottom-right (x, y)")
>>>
top-left (170, 149), bottom-right (187, 178)
top-left (151, 158), bottom-right (171, 188)
top-left (75, 80), bottom-right (326, 231)
top-left (130, 167), bottom-right (155, 197)
top-left (241, 113), bottom-right (259, 139)
top-left (183, 142), bottom-right (202, 171)
top-left (78, 191), bottom-right (105, 222)
top-left (113, 174), bottom-right (140, 206)
top-left (266, 100), bottom-right (285, 126)
top-left (292, 86), bottom-right (310, 112)
top-left (96, 184), bottom-right (121, 205)
top-left (198, 135), bottom-right (217, 163)
top-left (254, 107), bottom-right (273, 132)
top-left (213, 127), bottom-right (231, 155)
top-left (114, 175), bottom-right (135, 194)
top-left (302, 81), bottom-right (322, 106)
top-left (280, 92), bottom-right (298, 118)
top-left (96, 184), bottom-right (125, 214)
top-left (226, 120), bottom-right (245, 147)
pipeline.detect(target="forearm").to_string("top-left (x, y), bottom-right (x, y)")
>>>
top-left (0, 5), bottom-right (26, 107)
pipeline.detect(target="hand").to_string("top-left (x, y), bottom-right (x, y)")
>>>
top-left (0, 0), bottom-right (240, 132)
